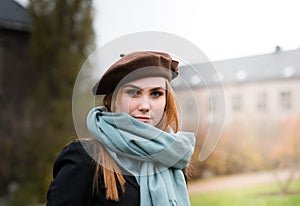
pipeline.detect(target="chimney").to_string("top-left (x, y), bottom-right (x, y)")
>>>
top-left (274, 45), bottom-right (282, 53)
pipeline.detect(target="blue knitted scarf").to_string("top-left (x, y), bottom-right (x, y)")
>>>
top-left (87, 107), bottom-right (195, 206)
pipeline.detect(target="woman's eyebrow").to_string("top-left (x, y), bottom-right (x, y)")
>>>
top-left (122, 84), bottom-right (141, 90)
top-left (149, 87), bottom-right (166, 91)
top-left (123, 84), bottom-right (165, 90)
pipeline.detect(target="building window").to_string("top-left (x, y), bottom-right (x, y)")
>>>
top-left (208, 95), bottom-right (217, 112)
top-left (280, 91), bottom-right (292, 110)
top-left (232, 94), bottom-right (242, 111)
top-left (257, 92), bottom-right (267, 111)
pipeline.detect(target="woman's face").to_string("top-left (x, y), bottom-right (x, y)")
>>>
top-left (114, 77), bottom-right (167, 127)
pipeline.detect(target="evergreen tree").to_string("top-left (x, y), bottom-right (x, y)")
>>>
top-left (10, 0), bottom-right (95, 204)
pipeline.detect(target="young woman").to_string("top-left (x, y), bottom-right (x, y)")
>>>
top-left (46, 51), bottom-right (195, 206)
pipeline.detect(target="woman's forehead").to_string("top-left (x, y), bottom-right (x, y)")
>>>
top-left (122, 77), bottom-right (166, 89)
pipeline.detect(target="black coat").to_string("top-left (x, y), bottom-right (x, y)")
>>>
top-left (46, 141), bottom-right (140, 206)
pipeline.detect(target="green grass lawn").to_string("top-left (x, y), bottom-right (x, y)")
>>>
top-left (190, 179), bottom-right (300, 206)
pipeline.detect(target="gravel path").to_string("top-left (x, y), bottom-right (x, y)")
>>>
top-left (188, 170), bottom-right (299, 194)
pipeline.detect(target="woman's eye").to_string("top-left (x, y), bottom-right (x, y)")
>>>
top-left (151, 91), bottom-right (164, 97)
top-left (126, 89), bottom-right (139, 96)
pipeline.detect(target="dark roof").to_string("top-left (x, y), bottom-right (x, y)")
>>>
top-left (0, 0), bottom-right (31, 31)
top-left (172, 47), bottom-right (300, 89)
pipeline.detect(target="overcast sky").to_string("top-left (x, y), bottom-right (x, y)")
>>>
top-left (17, 0), bottom-right (300, 62)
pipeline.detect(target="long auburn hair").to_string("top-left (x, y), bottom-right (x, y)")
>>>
top-left (91, 80), bottom-right (179, 201)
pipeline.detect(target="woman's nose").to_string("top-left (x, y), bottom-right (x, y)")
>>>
top-left (138, 96), bottom-right (150, 112)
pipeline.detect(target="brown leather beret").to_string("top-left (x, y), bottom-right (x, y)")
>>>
top-left (92, 51), bottom-right (179, 95)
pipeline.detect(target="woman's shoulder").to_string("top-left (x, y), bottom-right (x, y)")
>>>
top-left (53, 139), bottom-right (99, 175)
top-left (58, 140), bottom-right (90, 158)
top-left (60, 138), bottom-right (100, 156)
top-left (47, 140), bottom-right (98, 205)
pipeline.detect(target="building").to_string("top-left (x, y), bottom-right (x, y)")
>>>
top-left (0, 0), bottom-right (36, 155)
top-left (174, 47), bottom-right (300, 129)
top-left (0, 0), bottom-right (34, 100)
top-left (171, 46), bottom-right (300, 173)
top-left (171, 47), bottom-right (300, 163)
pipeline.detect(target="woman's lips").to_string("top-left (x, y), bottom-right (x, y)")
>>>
top-left (134, 116), bottom-right (150, 123)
